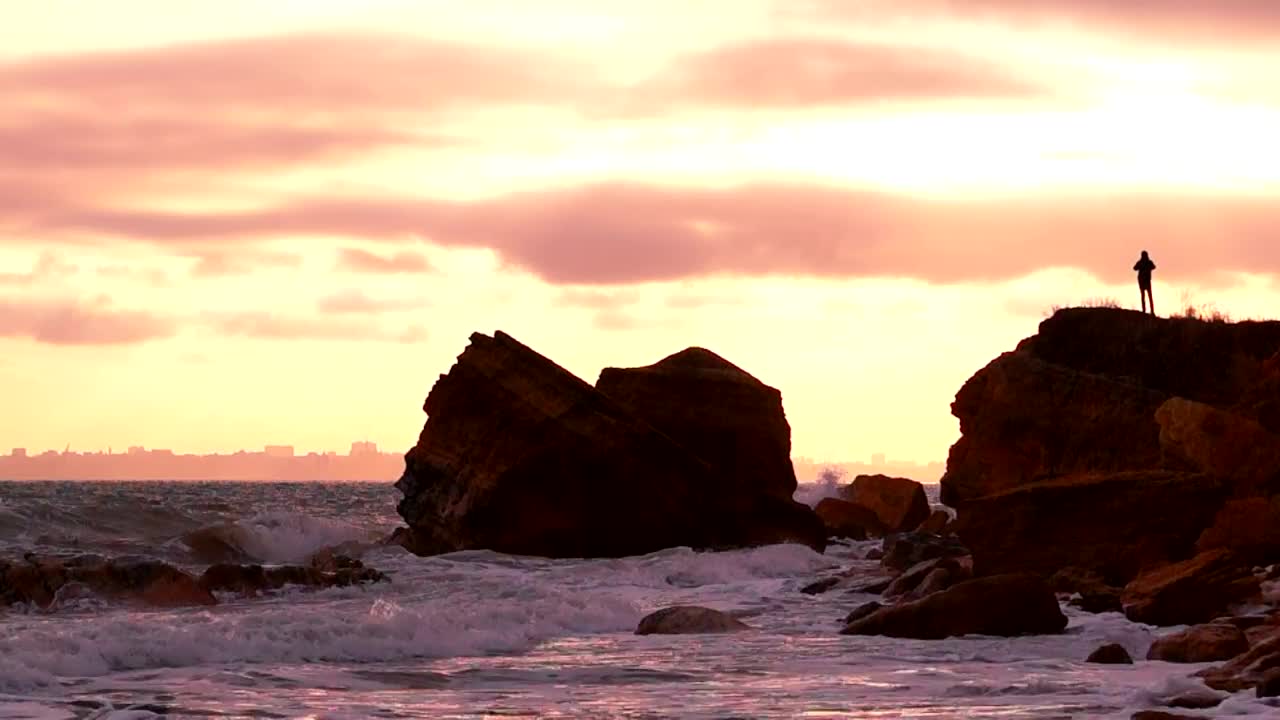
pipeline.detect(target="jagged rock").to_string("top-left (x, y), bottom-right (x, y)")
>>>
top-left (865, 548), bottom-right (884, 561)
top-left (1087, 643), bottom-right (1133, 664)
top-left (394, 332), bottom-right (824, 558)
top-left (917, 509), bottom-right (951, 535)
top-left (883, 557), bottom-right (968, 600)
top-left (1257, 668), bottom-right (1280, 698)
top-left (198, 560), bottom-right (385, 596)
top-left (951, 472), bottom-right (1227, 584)
top-left (800, 577), bottom-right (841, 595)
top-left (1199, 627), bottom-right (1280, 692)
top-left (635, 606), bottom-right (750, 635)
top-left (843, 601), bottom-right (883, 625)
top-left (814, 498), bottom-right (884, 540)
top-left (1147, 623), bottom-right (1250, 663)
top-left (840, 574), bottom-right (1067, 639)
top-left (840, 475), bottom-right (930, 534)
top-left (1122, 549), bottom-right (1260, 626)
top-left (881, 531), bottom-right (969, 571)
top-left (1, 555), bottom-right (215, 608)
top-left (596, 347), bottom-right (796, 503)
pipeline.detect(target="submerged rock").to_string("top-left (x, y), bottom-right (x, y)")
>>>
top-left (635, 606), bottom-right (750, 635)
top-left (1086, 643), bottom-right (1134, 664)
top-left (1, 555), bottom-right (215, 608)
top-left (840, 475), bottom-right (930, 534)
top-left (1147, 623), bottom-right (1250, 663)
top-left (842, 601), bottom-right (883, 625)
top-left (198, 556), bottom-right (386, 597)
top-left (394, 331), bottom-right (824, 558)
top-left (840, 574), bottom-right (1067, 639)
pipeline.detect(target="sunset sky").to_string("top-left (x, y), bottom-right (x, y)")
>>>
top-left (4, 0), bottom-right (1280, 465)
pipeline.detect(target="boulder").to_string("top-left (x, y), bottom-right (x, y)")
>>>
top-left (1156, 398), bottom-right (1280, 494)
top-left (1070, 590), bottom-right (1122, 614)
top-left (394, 331), bottom-right (824, 558)
top-left (1122, 549), bottom-right (1260, 626)
top-left (1257, 668), bottom-right (1280, 698)
top-left (952, 472), bottom-right (1227, 584)
top-left (635, 606), bottom-right (750, 635)
top-left (1131, 713), bottom-right (1198, 720)
top-left (1199, 627), bottom-right (1280, 692)
top-left (840, 475), bottom-right (930, 534)
top-left (198, 559), bottom-right (386, 597)
top-left (1196, 496), bottom-right (1280, 559)
top-left (917, 509), bottom-right (951, 535)
top-left (814, 498), bottom-right (885, 540)
top-left (1147, 623), bottom-right (1250, 663)
top-left (881, 531), bottom-right (969, 571)
top-left (843, 601), bottom-right (883, 625)
top-left (1, 555), bottom-right (215, 608)
top-left (883, 557), bottom-right (967, 600)
top-left (596, 347), bottom-right (796, 502)
top-left (840, 574), bottom-right (1067, 639)
top-left (1087, 643), bottom-right (1134, 664)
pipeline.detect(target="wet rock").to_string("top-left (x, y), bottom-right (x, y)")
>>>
top-left (199, 561), bottom-right (386, 597)
top-left (842, 601), bottom-right (882, 625)
top-left (635, 606), bottom-right (750, 635)
top-left (395, 331), bottom-right (824, 558)
top-left (916, 509), bottom-right (952, 535)
top-left (881, 531), bottom-right (969, 571)
top-left (800, 577), bottom-right (841, 595)
top-left (1198, 626), bottom-right (1280, 692)
top-left (1122, 549), bottom-right (1260, 626)
top-left (883, 557), bottom-right (967, 600)
top-left (1086, 643), bottom-right (1133, 664)
top-left (840, 574), bottom-right (1067, 639)
top-left (1070, 590), bottom-right (1123, 614)
top-left (909, 567), bottom-right (958, 601)
top-left (1257, 668), bottom-right (1280, 698)
top-left (1131, 713), bottom-right (1198, 720)
top-left (840, 475), bottom-right (930, 534)
top-left (1147, 623), bottom-right (1250, 663)
top-left (1164, 689), bottom-right (1225, 710)
top-left (814, 498), bottom-right (885, 540)
top-left (0, 556), bottom-right (215, 608)
top-left (865, 548), bottom-right (884, 561)
top-left (181, 526), bottom-right (253, 564)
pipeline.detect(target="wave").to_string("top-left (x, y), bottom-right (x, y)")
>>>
top-left (180, 511), bottom-right (383, 564)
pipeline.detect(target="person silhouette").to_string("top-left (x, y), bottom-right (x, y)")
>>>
top-left (1134, 250), bottom-right (1156, 315)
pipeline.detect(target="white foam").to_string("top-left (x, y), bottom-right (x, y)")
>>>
top-left (184, 511), bottom-right (380, 564)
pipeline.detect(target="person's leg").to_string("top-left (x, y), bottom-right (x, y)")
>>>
top-left (1140, 285), bottom-right (1148, 314)
top-left (1148, 287), bottom-right (1155, 316)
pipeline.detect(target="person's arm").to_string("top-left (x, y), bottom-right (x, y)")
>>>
top-left (1134, 261), bottom-right (1142, 271)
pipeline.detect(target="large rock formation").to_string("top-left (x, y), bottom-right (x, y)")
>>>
top-left (394, 331), bottom-right (824, 558)
top-left (943, 308), bottom-right (1280, 584)
top-left (840, 475), bottom-right (931, 533)
top-left (840, 574), bottom-right (1067, 639)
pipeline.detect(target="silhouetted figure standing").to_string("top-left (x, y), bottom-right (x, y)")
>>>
top-left (1134, 250), bottom-right (1156, 315)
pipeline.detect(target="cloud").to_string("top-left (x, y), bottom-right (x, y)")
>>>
top-left (22, 183), bottom-right (1280, 286)
top-left (316, 290), bottom-right (430, 314)
top-left (0, 252), bottom-right (77, 285)
top-left (0, 297), bottom-right (176, 345)
top-left (189, 251), bottom-right (302, 277)
top-left (798, 0), bottom-right (1280, 43)
top-left (204, 311), bottom-right (421, 343)
top-left (642, 38), bottom-right (1044, 109)
top-left (555, 289), bottom-right (639, 309)
top-left (336, 248), bottom-right (433, 274)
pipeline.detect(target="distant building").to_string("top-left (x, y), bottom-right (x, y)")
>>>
top-left (128, 446), bottom-right (147, 456)
top-left (871, 453), bottom-right (886, 466)
top-left (10, 448), bottom-right (26, 458)
top-left (264, 445), bottom-right (295, 458)
top-left (350, 441), bottom-right (378, 456)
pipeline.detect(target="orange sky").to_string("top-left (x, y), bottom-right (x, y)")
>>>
top-left (4, 0), bottom-right (1280, 462)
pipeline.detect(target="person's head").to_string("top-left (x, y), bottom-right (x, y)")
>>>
top-left (1141, 250), bottom-right (1149, 259)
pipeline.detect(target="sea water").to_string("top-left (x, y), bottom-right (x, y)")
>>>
top-left (0, 480), bottom-right (1274, 719)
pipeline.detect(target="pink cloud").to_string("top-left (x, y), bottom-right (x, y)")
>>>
top-left (189, 251), bottom-right (302, 277)
top-left (644, 38), bottom-right (1044, 108)
top-left (21, 183), bottom-right (1280, 285)
top-left (203, 311), bottom-right (421, 343)
top-left (336, 248), bottom-right (433, 274)
top-left (0, 297), bottom-right (175, 345)
top-left (0, 252), bottom-right (77, 285)
top-left (316, 290), bottom-right (430, 314)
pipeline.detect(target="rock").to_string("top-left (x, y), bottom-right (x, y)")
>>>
top-left (1086, 643), bottom-right (1134, 664)
top-left (1147, 623), bottom-right (1250, 663)
top-left (180, 526), bottom-right (253, 564)
top-left (1164, 689), bottom-right (1225, 709)
top-left (840, 475), bottom-right (930, 534)
top-left (596, 347), bottom-right (796, 503)
top-left (881, 531), bottom-right (969, 571)
top-left (308, 549), bottom-right (366, 573)
top-left (917, 509), bottom-right (951, 535)
top-left (1070, 590), bottom-right (1123, 614)
top-left (800, 577), bottom-right (841, 595)
top-left (1196, 496), bottom-right (1280, 558)
top-left (910, 567), bottom-right (958, 600)
top-left (1049, 566), bottom-right (1113, 594)
top-left (1199, 627), bottom-right (1280, 692)
top-left (199, 562), bottom-right (385, 596)
top-left (635, 606), bottom-right (750, 635)
top-left (865, 548), bottom-right (884, 561)
top-left (1257, 668), bottom-right (1280, 698)
top-left (0, 556), bottom-right (215, 608)
top-left (840, 574), bottom-right (1067, 639)
top-left (843, 601), bottom-right (883, 625)
top-left (883, 557), bottom-right (966, 600)
top-left (952, 471), bottom-right (1228, 584)
top-left (395, 332), bottom-right (825, 557)
top-left (1156, 398), bottom-right (1280, 495)
top-left (1131, 713), bottom-right (1198, 720)
top-left (814, 498), bottom-right (885, 540)
top-left (1122, 549), bottom-right (1260, 626)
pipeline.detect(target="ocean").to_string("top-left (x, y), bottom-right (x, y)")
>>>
top-left (0, 480), bottom-right (1272, 719)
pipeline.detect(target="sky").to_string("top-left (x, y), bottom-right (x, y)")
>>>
top-left (3, 0), bottom-right (1280, 463)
